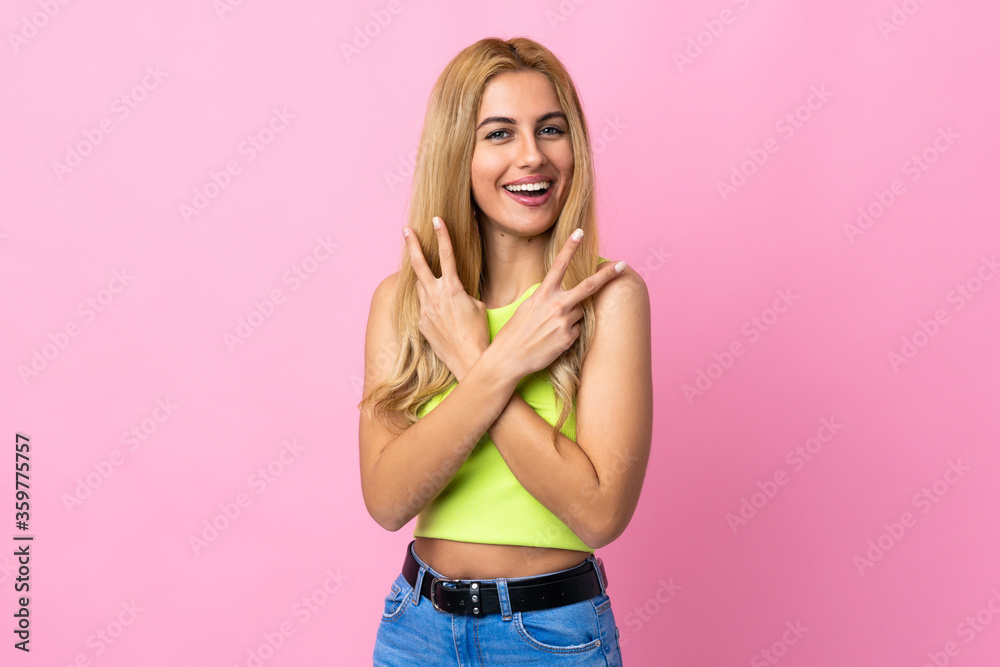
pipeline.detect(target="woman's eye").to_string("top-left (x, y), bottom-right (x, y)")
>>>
top-left (485, 127), bottom-right (565, 140)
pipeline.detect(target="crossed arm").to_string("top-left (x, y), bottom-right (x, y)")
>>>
top-left (361, 222), bottom-right (653, 548)
top-left (461, 268), bottom-right (653, 549)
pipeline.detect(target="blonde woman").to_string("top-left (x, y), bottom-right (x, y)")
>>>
top-left (359, 36), bottom-right (652, 665)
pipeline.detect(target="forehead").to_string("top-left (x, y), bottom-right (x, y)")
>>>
top-left (478, 71), bottom-right (561, 118)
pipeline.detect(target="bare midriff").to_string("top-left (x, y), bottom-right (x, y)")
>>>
top-left (414, 536), bottom-right (591, 580)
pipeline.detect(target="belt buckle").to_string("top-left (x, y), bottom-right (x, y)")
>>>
top-left (430, 576), bottom-right (458, 613)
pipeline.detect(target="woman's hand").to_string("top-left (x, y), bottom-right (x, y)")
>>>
top-left (403, 216), bottom-right (490, 382)
top-left (490, 228), bottom-right (625, 382)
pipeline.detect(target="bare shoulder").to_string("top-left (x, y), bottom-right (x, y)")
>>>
top-left (361, 269), bottom-right (410, 432)
top-left (363, 270), bottom-right (403, 391)
top-left (592, 262), bottom-right (650, 323)
top-left (368, 270), bottom-right (406, 334)
top-left (371, 270), bottom-right (401, 309)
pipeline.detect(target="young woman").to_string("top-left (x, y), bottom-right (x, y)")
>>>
top-left (359, 36), bottom-right (653, 665)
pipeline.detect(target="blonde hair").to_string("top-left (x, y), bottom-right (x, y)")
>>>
top-left (358, 36), bottom-right (603, 447)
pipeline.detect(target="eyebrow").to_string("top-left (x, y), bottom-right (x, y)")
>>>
top-left (476, 111), bottom-right (567, 131)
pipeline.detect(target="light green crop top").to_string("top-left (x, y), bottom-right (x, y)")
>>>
top-left (412, 257), bottom-right (611, 552)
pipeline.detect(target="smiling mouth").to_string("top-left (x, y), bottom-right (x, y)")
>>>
top-left (501, 183), bottom-right (555, 208)
top-left (502, 182), bottom-right (552, 197)
top-left (508, 187), bottom-right (548, 197)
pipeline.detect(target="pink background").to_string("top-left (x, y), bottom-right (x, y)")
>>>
top-left (3, 0), bottom-right (999, 665)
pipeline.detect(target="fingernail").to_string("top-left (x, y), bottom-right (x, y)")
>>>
top-left (615, 261), bottom-right (626, 273)
top-left (402, 227), bottom-right (410, 238)
top-left (571, 228), bottom-right (583, 241)
top-left (432, 217), bottom-right (441, 229)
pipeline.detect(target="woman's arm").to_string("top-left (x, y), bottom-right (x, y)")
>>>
top-left (359, 272), bottom-right (521, 532)
top-left (486, 266), bottom-right (653, 549)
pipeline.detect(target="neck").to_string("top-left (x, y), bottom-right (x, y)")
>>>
top-left (479, 221), bottom-right (550, 309)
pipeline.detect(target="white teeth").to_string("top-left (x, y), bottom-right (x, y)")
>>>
top-left (503, 181), bottom-right (551, 192)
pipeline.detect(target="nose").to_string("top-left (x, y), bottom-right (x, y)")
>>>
top-left (516, 133), bottom-right (546, 169)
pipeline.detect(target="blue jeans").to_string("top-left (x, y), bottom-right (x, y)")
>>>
top-left (373, 542), bottom-right (623, 665)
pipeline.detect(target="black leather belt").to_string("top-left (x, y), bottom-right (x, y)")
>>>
top-left (402, 541), bottom-right (608, 616)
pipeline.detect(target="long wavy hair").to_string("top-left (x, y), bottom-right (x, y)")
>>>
top-left (358, 36), bottom-right (603, 447)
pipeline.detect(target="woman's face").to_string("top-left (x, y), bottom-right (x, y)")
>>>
top-left (470, 70), bottom-right (574, 237)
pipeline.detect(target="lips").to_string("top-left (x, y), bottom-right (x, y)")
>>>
top-left (502, 184), bottom-right (554, 207)
top-left (503, 175), bottom-right (554, 186)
